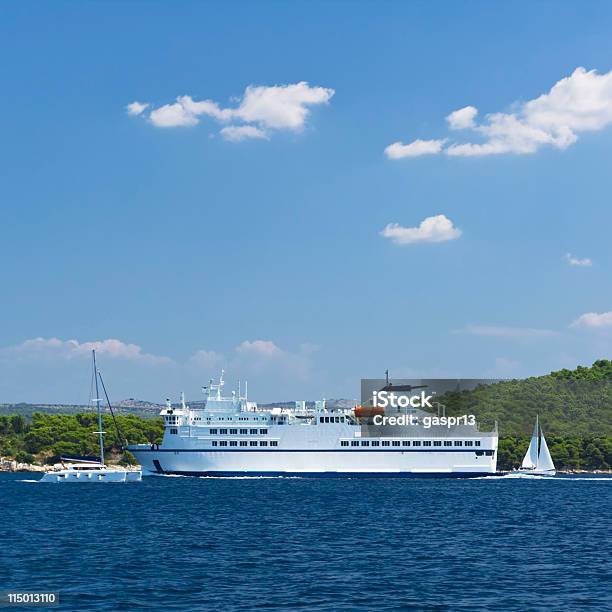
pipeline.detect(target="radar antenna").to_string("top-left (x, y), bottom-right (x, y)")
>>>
top-left (380, 370), bottom-right (428, 393)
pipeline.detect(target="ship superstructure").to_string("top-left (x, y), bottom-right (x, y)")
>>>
top-left (128, 372), bottom-right (498, 477)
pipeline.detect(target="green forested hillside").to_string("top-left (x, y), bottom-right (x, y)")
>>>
top-left (439, 360), bottom-right (612, 469)
top-left (0, 413), bottom-right (163, 465)
top-left (439, 359), bottom-right (612, 436)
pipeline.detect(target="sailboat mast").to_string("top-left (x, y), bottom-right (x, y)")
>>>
top-left (93, 350), bottom-right (104, 465)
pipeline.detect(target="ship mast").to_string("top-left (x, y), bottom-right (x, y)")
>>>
top-left (92, 350), bottom-right (105, 465)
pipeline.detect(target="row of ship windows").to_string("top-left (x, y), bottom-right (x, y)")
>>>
top-left (211, 440), bottom-right (278, 447)
top-left (166, 431), bottom-right (491, 455)
top-left (168, 428), bottom-right (270, 436)
top-left (193, 416), bottom-right (267, 422)
top-left (340, 440), bottom-right (482, 447)
top-left (320, 416), bottom-right (346, 423)
top-left (209, 428), bottom-right (268, 435)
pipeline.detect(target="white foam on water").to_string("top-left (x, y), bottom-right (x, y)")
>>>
top-left (198, 475), bottom-right (303, 480)
top-left (550, 477), bottom-right (612, 481)
top-left (475, 474), bottom-right (612, 481)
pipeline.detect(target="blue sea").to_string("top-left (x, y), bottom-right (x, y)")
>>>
top-left (1, 473), bottom-right (610, 611)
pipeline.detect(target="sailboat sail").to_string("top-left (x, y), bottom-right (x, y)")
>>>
top-left (536, 429), bottom-right (555, 472)
top-left (521, 416), bottom-right (539, 469)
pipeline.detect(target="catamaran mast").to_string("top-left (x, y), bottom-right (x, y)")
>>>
top-left (93, 350), bottom-right (104, 465)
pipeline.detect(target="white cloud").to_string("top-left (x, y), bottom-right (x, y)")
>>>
top-left (149, 95), bottom-right (233, 127)
top-left (446, 106), bottom-right (478, 130)
top-left (380, 214), bottom-right (462, 245)
top-left (187, 340), bottom-right (316, 382)
top-left (445, 112), bottom-right (568, 156)
top-left (148, 101), bottom-right (199, 128)
top-left (235, 340), bottom-right (284, 357)
top-left (570, 311), bottom-right (612, 329)
top-left (384, 139), bottom-right (445, 159)
top-left (126, 101), bottom-right (149, 117)
top-left (462, 325), bottom-right (558, 338)
top-left (188, 349), bottom-right (224, 370)
top-left (0, 337), bottom-right (317, 403)
top-left (5, 337), bottom-right (172, 364)
top-left (387, 67), bottom-right (612, 158)
top-left (177, 95), bottom-right (233, 122)
top-left (3, 336), bottom-right (313, 376)
top-left (565, 252), bottom-right (592, 267)
top-left (232, 340), bottom-right (315, 381)
top-left (220, 125), bottom-right (268, 142)
top-left (134, 82), bottom-right (334, 141)
top-left (232, 82), bottom-right (334, 130)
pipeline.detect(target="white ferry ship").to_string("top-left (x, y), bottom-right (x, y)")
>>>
top-left (128, 373), bottom-right (498, 477)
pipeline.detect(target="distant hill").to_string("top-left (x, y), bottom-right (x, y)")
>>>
top-left (259, 399), bottom-right (357, 410)
top-left (0, 400), bottom-right (164, 419)
top-left (0, 398), bottom-right (357, 419)
top-left (113, 398), bottom-right (165, 414)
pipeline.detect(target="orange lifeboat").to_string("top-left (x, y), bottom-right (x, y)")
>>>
top-left (354, 405), bottom-right (385, 419)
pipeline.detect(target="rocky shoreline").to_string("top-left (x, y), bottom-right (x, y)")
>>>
top-left (0, 457), bottom-right (141, 473)
top-left (558, 469), bottom-right (612, 474)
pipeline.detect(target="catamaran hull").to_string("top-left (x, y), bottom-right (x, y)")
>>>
top-left (129, 447), bottom-right (497, 478)
top-left (39, 470), bottom-right (142, 483)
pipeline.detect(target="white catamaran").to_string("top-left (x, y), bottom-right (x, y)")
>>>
top-left (515, 415), bottom-right (556, 476)
top-left (40, 350), bottom-right (142, 483)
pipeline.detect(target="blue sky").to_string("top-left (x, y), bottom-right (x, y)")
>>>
top-left (1, 1), bottom-right (611, 403)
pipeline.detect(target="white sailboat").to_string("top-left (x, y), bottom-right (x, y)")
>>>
top-left (40, 350), bottom-right (142, 483)
top-left (515, 415), bottom-right (556, 476)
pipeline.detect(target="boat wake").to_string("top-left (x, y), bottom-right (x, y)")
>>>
top-left (501, 473), bottom-right (554, 479)
top-left (476, 474), bottom-right (612, 481)
top-left (198, 475), bottom-right (304, 480)
top-left (546, 476), bottom-right (612, 481)
top-left (150, 474), bottom-right (303, 479)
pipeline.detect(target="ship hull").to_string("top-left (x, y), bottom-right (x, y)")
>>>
top-left (146, 470), bottom-right (492, 478)
top-left (128, 447), bottom-right (497, 478)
